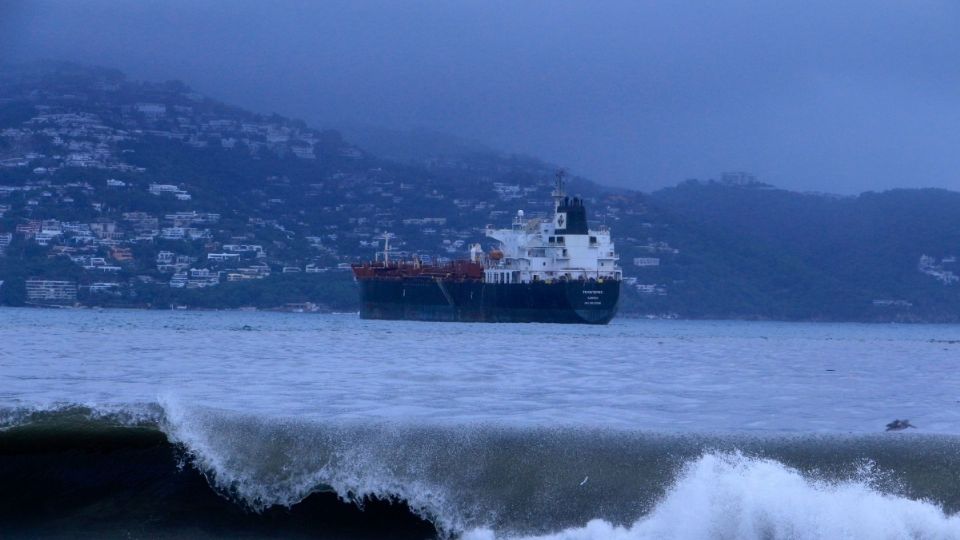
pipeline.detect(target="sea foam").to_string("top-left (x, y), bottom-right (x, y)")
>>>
top-left (465, 452), bottom-right (960, 540)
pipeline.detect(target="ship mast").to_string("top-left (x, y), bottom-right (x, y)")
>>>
top-left (552, 168), bottom-right (567, 212)
top-left (377, 232), bottom-right (394, 264)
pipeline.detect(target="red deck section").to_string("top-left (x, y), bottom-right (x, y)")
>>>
top-left (351, 260), bottom-right (484, 281)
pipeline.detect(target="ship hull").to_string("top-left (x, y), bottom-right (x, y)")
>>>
top-left (356, 278), bottom-right (620, 324)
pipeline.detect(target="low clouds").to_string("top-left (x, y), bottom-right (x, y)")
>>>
top-left (3, 0), bottom-right (958, 192)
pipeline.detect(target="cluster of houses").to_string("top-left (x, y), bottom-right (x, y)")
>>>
top-left (2, 112), bottom-right (143, 173)
top-left (0, 65), bottom-right (687, 307)
top-left (627, 257), bottom-right (667, 295)
top-left (160, 245), bottom-right (276, 289)
top-left (0, 160), bottom-right (675, 302)
top-left (0, 72), bottom-right (356, 175)
top-left (0, 176), bottom-right (358, 302)
top-left (9, 209), bottom-right (221, 249)
top-left (127, 101), bottom-right (340, 160)
top-left (0, 164), bottom-right (491, 302)
top-left (918, 255), bottom-right (958, 284)
top-left (4, 205), bottom-right (358, 296)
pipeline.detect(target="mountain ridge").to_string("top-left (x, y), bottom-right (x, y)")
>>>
top-left (0, 61), bottom-right (958, 321)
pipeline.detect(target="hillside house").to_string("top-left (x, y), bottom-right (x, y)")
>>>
top-left (26, 279), bottom-right (77, 303)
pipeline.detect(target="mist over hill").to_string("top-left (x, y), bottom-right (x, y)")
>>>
top-left (338, 125), bottom-right (497, 165)
top-left (0, 62), bottom-right (958, 321)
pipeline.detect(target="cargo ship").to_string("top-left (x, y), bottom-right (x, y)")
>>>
top-left (351, 173), bottom-right (621, 324)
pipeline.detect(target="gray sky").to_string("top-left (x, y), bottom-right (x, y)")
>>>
top-left (2, 1), bottom-right (959, 193)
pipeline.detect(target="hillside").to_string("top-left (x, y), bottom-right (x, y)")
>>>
top-left (646, 181), bottom-right (960, 321)
top-left (0, 62), bottom-right (651, 312)
top-left (0, 62), bottom-right (958, 321)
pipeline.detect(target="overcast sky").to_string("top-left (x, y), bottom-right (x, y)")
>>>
top-left (2, 1), bottom-right (958, 193)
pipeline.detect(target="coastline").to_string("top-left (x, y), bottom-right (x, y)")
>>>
top-left (3, 303), bottom-right (959, 324)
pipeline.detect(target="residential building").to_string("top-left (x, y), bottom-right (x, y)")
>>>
top-left (34, 230), bottom-right (62, 246)
top-left (135, 103), bottom-right (167, 117)
top-left (149, 183), bottom-right (191, 199)
top-left (0, 233), bottom-right (12, 255)
top-left (222, 244), bottom-right (263, 253)
top-left (16, 221), bottom-right (41, 237)
top-left (160, 227), bottom-right (186, 240)
top-left (169, 272), bottom-right (188, 288)
top-left (187, 268), bottom-right (220, 288)
top-left (26, 279), bottom-right (77, 303)
top-left (86, 282), bottom-right (121, 293)
top-left (208, 253), bottom-right (240, 262)
top-left (633, 257), bottom-right (661, 267)
top-left (111, 247), bottom-right (134, 262)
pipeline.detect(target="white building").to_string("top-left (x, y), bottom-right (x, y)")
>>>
top-left (0, 232), bottom-right (13, 254)
top-left (87, 282), bottom-right (121, 293)
top-left (34, 231), bottom-right (62, 246)
top-left (136, 103), bottom-right (167, 117)
top-left (149, 184), bottom-right (191, 199)
top-left (160, 227), bottom-right (186, 240)
top-left (187, 268), bottom-right (220, 288)
top-left (222, 244), bottom-right (263, 254)
top-left (208, 253), bottom-right (240, 262)
top-left (26, 279), bottom-right (77, 303)
top-left (169, 272), bottom-right (188, 288)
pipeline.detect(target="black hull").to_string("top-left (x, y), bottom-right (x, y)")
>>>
top-left (356, 279), bottom-right (619, 324)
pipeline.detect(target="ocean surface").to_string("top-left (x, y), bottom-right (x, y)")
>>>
top-left (2, 307), bottom-right (960, 539)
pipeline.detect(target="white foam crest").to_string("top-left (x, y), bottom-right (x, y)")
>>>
top-left (158, 396), bottom-right (470, 534)
top-left (465, 452), bottom-right (960, 540)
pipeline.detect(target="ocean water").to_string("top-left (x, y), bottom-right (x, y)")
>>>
top-left (2, 307), bottom-right (960, 538)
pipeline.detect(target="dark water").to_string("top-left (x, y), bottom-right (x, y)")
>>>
top-left (0, 414), bottom-right (432, 539)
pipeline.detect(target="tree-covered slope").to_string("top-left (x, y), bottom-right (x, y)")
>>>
top-left (648, 182), bottom-right (960, 321)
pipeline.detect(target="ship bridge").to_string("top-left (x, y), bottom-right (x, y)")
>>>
top-left (480, 172), bottom-right (621, 285)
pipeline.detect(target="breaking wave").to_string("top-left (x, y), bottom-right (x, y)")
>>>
top-left (465, 453), bottom-right (960, 539)
top-left (3, 401), bottom-right (960, 539)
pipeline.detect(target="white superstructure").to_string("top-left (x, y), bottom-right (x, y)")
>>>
top-left (478, 173), bottom-right (621, 285)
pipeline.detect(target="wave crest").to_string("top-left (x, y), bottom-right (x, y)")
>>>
top-left (5, 401), bottom-right (960, 538)
top-left (160, 397), bottom-right (473, 533)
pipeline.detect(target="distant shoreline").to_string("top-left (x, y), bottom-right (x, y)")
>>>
top-left (3, 303), bottom-right (959, 325)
